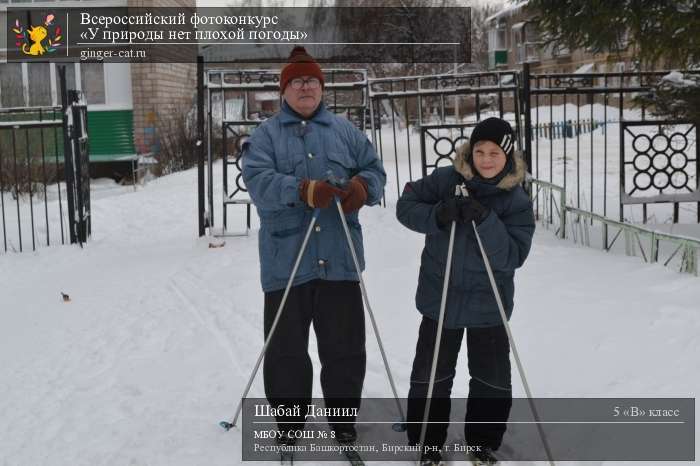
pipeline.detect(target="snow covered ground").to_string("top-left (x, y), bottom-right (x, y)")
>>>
top-left (1, 154), bottom-right (698, 465)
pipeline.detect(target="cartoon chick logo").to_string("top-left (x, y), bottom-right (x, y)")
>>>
top-left (13, 14), bottom-right (62, 56)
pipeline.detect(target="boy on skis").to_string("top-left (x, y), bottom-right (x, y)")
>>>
top-left (396, 117), bottom-right (535, 465)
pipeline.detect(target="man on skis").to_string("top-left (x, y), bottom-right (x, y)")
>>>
top-left (241, 45), bottom-right (387, 454)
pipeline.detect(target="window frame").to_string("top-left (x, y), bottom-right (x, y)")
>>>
top-left (0, 62), bottom-right (108, 108)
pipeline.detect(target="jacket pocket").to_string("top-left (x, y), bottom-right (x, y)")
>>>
top-left (467, 272), bottom-right (514, 322)
top-left (326, 150), bottom-right (357, 180)
top-left (267, 213), bottom-right (309, 280)
top-left (415, 263), bottom-right (442, 316)
top-left (343, 219), bottom-right (365, 272)
top-left (277, 152), bottom-right (306, 176)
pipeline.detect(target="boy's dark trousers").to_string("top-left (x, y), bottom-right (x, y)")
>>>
top-left (263, 279), bottom-right (366, 434)
top-left (407, 316), bottom-right (512, 452)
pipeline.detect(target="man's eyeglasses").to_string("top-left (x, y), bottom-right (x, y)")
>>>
top-left (289, 77), bottom-right (321, 90)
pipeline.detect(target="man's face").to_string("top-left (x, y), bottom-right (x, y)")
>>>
top-left (472, 140), bottom-right (507, 179)
top-left (283, 75), bottom-right (323, 118)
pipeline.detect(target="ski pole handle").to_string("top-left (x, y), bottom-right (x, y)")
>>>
top-left (455, 183), bottom-right (469, 198)
top-left (325, 169), bottom-right (349, 190)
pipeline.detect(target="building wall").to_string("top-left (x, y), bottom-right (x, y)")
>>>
top-left (128, 0), bottom-right (197, 156)
top-left (488, 6), bottom-right (637, 75)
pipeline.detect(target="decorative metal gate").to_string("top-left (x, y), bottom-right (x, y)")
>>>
top-left (521, 63), bottom-right (700, 224)
top-left (0, 65), bottom-right (90, 253)
top-left (620, 121), bottom-right (698, 222)
top-left (368, 70), bottom-right (522, 202)
top-left (196, 57), bottom-right (368, 237)
top-left (194, 60), bottom-right (700, 238)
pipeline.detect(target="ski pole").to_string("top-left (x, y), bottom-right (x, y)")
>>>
top-left (416, 186), bottom-right (459, 462)
top-left (463, 185), bottom-right (556, 466)
top-left (333, 196), bottom-right (407, 430)
top-left (220, 208), bottom-right (321, 431)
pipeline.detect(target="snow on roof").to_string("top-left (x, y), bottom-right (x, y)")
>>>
top-left (485, 1), bottom-right (530, 23)
top-left (662, 71), bottom-right (698, 87)
top-left (574, 63), bottom-right (596, 74)
top-left (254, 92), bottom-right (280, 101)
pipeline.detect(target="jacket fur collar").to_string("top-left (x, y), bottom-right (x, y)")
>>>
top-left (453, 141), bottom-right (527, 191)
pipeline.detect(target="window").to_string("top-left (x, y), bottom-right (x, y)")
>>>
top-left (524, 24), bottom-right (543, 63)
top-left (55, 63), bottom-right (76, 100)
top-left (488, 20), bottom-right (507, 51)
top-left (512, 22), bottom-right (542, 64)
top-left (512, 22), bottom-right (525, 63)
top-left (0, 62), bottom-right (106, 108)
top-left (552, 44), bottom-right (570, 57)
top-left (0, 64), bottom-right (24, 107)
top-left (80, 63), bottom-right (106, 104)
top-left (488, 20), bottom-right (509, 68)
top-left (28, 63), bottom-right (52, 107)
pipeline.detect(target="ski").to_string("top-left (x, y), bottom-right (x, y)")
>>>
top-left (470, 460), bottom-right (497, 466)
top-left (280, 450), bottom-right (294, 465)
top-left (341, 448), bottom-right (365, 466)
top-left (335, 436), bottom-right (364, 465)
top-left (467, 451), bottom-right (499, 465)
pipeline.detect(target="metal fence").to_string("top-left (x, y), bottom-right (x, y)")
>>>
top-left (530, 178), bottom-right (700, 277)
top-left (523, 64), bottom-right (700, 224)
top-left (196, 57), bottom-right (368, 236)
top-left (368, 70), bottom-right (521, 203)
top-left (0, 106), bottom-right (63, 253)
top-left (0, 65), bottom-right (90, 254)
top-left (195, 61), bottom-right (699, 243)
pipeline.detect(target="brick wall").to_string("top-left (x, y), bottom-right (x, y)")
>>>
top-left (129, 0), bottom-right (197, 156)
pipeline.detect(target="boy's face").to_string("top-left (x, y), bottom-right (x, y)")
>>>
top-left (472, 140), bottom-right (507, 179)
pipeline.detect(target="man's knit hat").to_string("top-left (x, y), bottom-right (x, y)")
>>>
top-left (468, 117), bottom-right (515, 159)
top-left (280, 46), bottom-right (324, 91)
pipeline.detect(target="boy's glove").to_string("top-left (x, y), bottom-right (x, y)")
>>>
top-left (299, 179), bottom-right (348, 208)
top-left (436, 197), bottom-right (489, 228)
top-left (436, 197), bottom-right (462, 227)
top-left (340, 176), bottom-right (368, 213)
top-left (458, 197), bottom-right (489, 224)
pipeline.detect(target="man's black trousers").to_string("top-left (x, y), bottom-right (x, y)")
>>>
top-left (263, 279), bottom-right (366, 432)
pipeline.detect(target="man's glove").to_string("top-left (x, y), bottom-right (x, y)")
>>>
top-left (436, 197), bottom-right (489, 228)
top-left (299, 179), bottom-right (348, 209)
top-left (340, 176), bottom-right (368, 213)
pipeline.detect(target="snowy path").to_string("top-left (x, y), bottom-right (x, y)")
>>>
top-left (1, 165), bottom-right (698, 466)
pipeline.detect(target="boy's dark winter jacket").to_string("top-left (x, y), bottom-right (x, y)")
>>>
top-left (396, 143), bottom-right (535, 328)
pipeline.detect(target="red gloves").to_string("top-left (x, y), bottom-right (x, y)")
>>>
top-left (298, 176), bottom-right (368, 213)
top-left (299, 179), bottom-right (347, 209)
top-left (340, 176), bottom-right (368, 213)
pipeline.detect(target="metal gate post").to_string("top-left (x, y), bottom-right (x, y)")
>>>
top-left (59, 66), bottom-right (77, 245)
top-left (197, 55), bottom-right (206, 237)
top-left (522, 62), bottom-right (533, 185)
